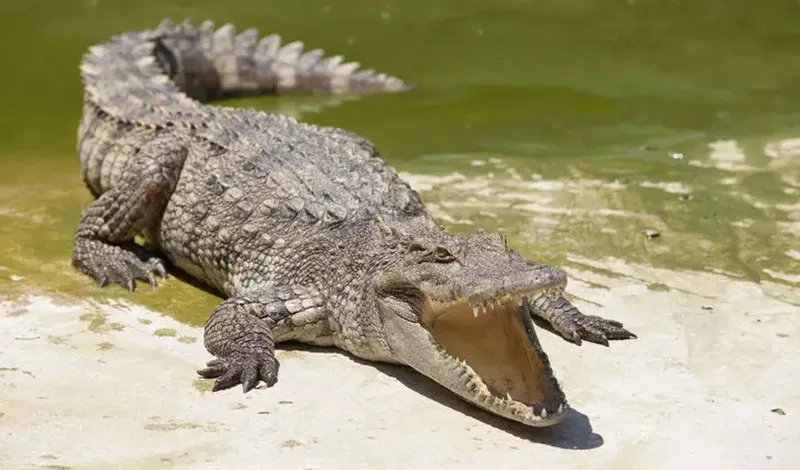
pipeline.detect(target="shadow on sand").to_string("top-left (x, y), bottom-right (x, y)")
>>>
top-left (279, 343), bottom-right (603, 450)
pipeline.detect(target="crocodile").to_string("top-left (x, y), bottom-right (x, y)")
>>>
top-left (72, 18), bottom-right (636, 427)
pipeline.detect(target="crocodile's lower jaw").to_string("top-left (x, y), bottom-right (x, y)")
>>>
top-left (423, 295), bottom-right (568, 427)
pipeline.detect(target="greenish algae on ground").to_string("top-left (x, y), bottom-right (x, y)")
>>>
top-left (153, 328), bottom-right (178, 338)
top-left (647, 282), bottom-right (671, 292)
top-left (0, 0), bottom-right (798, 327)
top-left (192, 379), bottom-right (214, 393)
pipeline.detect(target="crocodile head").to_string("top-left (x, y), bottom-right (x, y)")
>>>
top-left (373, 222), bottom-right (569, 426)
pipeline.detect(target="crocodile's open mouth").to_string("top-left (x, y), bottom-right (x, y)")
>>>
top-left (421, 293), bottom-right (568, 426)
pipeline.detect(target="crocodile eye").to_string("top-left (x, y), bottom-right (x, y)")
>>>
top-left (433, 247), bottom-right (455, 263)
top-left (406, 243), bottom-right (455, 264)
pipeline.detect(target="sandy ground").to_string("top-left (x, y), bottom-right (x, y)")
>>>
top-left (1, 256), bottom-right (798, 470)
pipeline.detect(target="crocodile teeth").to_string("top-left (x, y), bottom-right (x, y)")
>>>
top-left (540, 408), bottom-right (548, 418)
top-left (557, 403), bottom-right (564, 414)
top-left (465, 295), bottom-right (533, 317)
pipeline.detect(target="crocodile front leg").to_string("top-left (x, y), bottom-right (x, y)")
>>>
top-left (527, 290), bottom-right (637, 346)
top-left (198, 297), bottom-right (282, 392)
top-left (197, 286), bottom-right (333, 392)
top-left (72, 137), bottom-right (187, 291)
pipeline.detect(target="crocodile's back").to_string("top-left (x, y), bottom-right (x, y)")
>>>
top-left (210, 111), bottom-right (423, 214)
top-left (157, 105), bottom-right (429, 293)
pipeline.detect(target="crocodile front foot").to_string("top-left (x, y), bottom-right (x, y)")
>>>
top-left (198, 350), bottom-right (279, 393)
top-left (198, 297), bottom-right (280, 393)
top-left (527, 290), bottom-right (637, 346)
top-left (72, 239), bottom-right (167, 291)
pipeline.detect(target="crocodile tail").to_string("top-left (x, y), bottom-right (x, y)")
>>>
top-left (151, 18), bottom-right (412, 101)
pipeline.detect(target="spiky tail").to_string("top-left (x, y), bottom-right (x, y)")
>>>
top-left (80, 18), bottom-right (410, 127)
top-left (153, 18), bottom-right (410, 100)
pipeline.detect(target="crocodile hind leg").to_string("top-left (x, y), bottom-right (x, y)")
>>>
top-left (527, 290), bottom-right (637, 346)
top-left (72, 137), bottom-right (187, 291)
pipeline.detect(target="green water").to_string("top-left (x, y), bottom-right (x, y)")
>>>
top-left (1, 0), bottom-right (798, 323)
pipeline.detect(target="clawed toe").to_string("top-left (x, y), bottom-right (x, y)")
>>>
top-left (197, 359), bottom-right (227, 378)
top-left (197, 353), bottom-right (278, 393)
top-left (526, 292), bottom-right (637, 347)
top-left (213, 364), bottom-right (245, 392)
top-left (73, 240), bottom-right (168, 292)
top-left (106, 256), bottom-right (166, 291)
top-left (574, 315), bottom-right (637, 346)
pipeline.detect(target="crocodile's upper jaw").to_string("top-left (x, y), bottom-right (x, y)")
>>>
top-left (381, 290), bottom-right (568, 427)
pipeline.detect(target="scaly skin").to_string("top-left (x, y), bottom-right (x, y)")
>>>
top-left (71, 18), bottom-right (637, 427)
